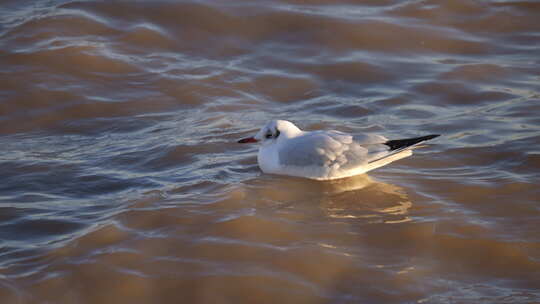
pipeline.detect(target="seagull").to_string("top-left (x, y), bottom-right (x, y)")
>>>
top-left (238, 120), bottom-right (439, 180)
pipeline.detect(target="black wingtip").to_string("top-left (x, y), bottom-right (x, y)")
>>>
top-left (423, 134), bottom-right (441, 141)
top-left (385, 134), bottom-right (440, 151)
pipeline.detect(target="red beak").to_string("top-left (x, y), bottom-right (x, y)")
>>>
top-left (238, 137), bottom-right (258, 143)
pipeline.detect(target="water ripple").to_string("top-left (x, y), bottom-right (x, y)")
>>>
top-left (1, 0), bottom-right (539, 303)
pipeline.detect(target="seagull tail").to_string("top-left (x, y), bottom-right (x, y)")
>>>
top-left (364, 149), bottom-right (414, 172)
top-left (364, 134), bottom-right (440, 172)
top-left (384, 134), bottom-right (440, 151)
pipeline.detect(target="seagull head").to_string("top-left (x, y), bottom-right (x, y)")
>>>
top-left (238, 120), bottom-right (302, 144)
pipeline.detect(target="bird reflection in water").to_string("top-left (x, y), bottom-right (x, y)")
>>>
top-left (240, 174), bottom-right (412, 225)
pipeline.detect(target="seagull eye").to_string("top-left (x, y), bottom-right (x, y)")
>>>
top-left (265, 132), bottom-right (272, 139)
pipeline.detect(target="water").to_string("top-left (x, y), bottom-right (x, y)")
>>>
top-left (1, 0), bottom-right (539, 303)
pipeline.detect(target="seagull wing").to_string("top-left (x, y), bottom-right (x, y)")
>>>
top-left (277, 130), bottom-right (389, 179)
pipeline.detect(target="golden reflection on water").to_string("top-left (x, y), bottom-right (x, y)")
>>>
top-left (21, 175), bottom-right (420, 304)
top-left (243, 174), bottom-right (413, 223)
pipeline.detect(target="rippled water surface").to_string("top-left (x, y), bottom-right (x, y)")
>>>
top-left (1, 0), bottom-right (540, 303)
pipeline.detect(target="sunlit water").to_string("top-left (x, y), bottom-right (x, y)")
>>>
top-left (1, 0), bottom-right (539, 303)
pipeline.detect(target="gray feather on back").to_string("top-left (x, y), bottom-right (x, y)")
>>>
top-left (278, 131), bottom-right (388, 173)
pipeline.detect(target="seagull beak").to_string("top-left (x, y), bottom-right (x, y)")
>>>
top-left (238, 137), bottom-right (258, 143)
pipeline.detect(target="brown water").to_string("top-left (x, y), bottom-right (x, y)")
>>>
top-left (1, 0), bottom-right (539, 303)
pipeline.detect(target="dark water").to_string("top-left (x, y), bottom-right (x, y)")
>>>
top-left (1, 0), bottom-right (539, 303)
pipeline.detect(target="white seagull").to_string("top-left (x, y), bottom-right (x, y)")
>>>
top-left (238, 120), bottom-right (439, 180)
